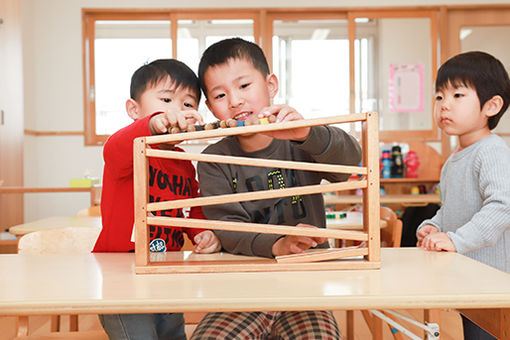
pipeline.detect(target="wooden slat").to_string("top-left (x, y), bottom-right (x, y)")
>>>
top-left (134, 137), bottom-right (149, 267)
top-left (324, 193), bottom-right (440, 205)
top-left (137, 259), bottom-right (381, 274)
top-left (147, 216), bottom-right (369, 241)
top-left (276, 247), bottom-right (367, 263)
top-left (362, 112), bottom-right (380, 263)
top-left (148, 180), bottom-right (366, 212)
top-left (146, 149), bottom-right (367, 175)
top-left (144, 114), bottom-right (367, 145)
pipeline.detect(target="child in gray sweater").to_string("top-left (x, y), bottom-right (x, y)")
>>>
top-left (191, 37), bottom-right (362, 340)
top-left (417, 51), bottom-right (510, 340)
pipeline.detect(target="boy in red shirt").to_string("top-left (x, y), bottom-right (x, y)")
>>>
top-left (94, 59), bottom-right (220, 339)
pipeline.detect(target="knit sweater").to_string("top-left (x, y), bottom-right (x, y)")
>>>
top-left (93, 114), bottom-right (205, 253)
top-left (418, 134), bottom-right (510, 273)
top-left (197, 125), bottom-right (362, 258)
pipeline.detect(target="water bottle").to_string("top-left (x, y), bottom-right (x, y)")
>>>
top-left (381, 150), bottom-right (391, 179)
top-left (390, 145), bottom-right (404, 178)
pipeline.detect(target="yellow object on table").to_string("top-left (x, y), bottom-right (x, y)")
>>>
top-left (70, 177), bottom-right (100, 188)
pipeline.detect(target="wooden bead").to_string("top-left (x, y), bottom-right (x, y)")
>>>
top-left (227, 119), bottom-right (237, 127)
top-left (204, 123), bottom-right (214, 130)
top-left (195, 125), bottom-right (205, 131)
top-left (170, 127), bottom-right (181, 134)
top-left (259, 117), bottom-right (269, 125)
top-left (220, 120), bottom-right (227, 128)
top-left (268, 115), bottom-right (277, 123)
top-left (236, 120), bottom-right (245, 127)
top-left (187, 125), bottom-right (196, 132)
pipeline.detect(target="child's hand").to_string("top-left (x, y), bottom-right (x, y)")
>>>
top-left (271, 223), bottom-right (327, 257)
top-left (258, 105), bottom-right (310, 142)
top-left (193, 230), bottom-right (221, 254)
top-left (420, 232), bottom-right (456, 252)
top-left (416, 224), bottom-right (439, 246)
top-left (149, 109), bottom-right (204, 135)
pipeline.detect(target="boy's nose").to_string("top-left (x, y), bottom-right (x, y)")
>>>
top-left (439, 98), bottom-right (450, 110)
top-left (229, 93), bottom-right (244, 108)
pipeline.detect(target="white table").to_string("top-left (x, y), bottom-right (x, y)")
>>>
top-left (8, 216), bottom-right (102, 236)
top-left (1, 248), bottom-right (510, 338)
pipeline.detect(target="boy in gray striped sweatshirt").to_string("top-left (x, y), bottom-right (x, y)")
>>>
top-left (417, 51), bottom-right (510, 340)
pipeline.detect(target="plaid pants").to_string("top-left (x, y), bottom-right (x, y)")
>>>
top-left (190, 311), bottom-right (341, 340)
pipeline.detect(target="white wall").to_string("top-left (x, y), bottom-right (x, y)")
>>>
top-left (21, 0), bottom-right (510, 222)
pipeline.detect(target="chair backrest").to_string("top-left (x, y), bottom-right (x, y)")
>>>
top-left (18, 227), bottom-right (101, 254)
top-left (379, 206), bottom-right (403, 248)
top-left (76, 206), bottom-right (101, 217)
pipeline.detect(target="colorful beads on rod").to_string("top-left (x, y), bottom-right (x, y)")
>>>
top-left (170, 115), bottom-right (277, 134)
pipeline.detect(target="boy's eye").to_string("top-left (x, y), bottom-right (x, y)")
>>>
top-left (161, 98), bottom-right (172, 103)
top-left (214, 93), bottom-right (225, 100)
top-left (454, 93), bottom-right (464, 98)
top-left (435, 95), bottom-right (443, 101)
top-left (241, 83), bottom-right (250, 89)
top-left (184, 102), bottom-right (195, 108)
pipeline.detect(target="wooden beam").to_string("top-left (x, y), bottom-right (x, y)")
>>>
top-left (147, 216), bottom-right (369, 241)
top-left (147, 180), bottom-right (367, 211)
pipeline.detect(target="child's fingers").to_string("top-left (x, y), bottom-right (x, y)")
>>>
top-left (153, 117), bottom-right (169, 133)
top-left (258, 105), bottom-right (299, 123)
top-left (295, 223), bottom-right (324, 245)
top-left (193, 232), bottom-right (208, 250)
top-left (184, 111), bottom-right (204, 125)
top-left (274, 106), bottom-right (298, 123)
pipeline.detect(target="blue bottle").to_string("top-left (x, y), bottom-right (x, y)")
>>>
top-left (381, 150), bottom-right (391, 179)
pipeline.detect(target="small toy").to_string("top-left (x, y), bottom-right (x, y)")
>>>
top-left (169, 115), bottom-right (277, 134)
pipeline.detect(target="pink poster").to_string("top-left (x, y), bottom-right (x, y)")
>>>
top-left (389, 63), bottom-right (424, 112)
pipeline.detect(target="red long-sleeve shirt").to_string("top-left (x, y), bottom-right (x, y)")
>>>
top-left (93, 114), bottom-right (205, 252)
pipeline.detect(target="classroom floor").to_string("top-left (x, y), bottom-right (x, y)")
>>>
top-left (0, 309), bottom-right (463, 339)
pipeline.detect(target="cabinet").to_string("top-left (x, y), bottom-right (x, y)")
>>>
top-left (0, 0), bottom-right (24, 230)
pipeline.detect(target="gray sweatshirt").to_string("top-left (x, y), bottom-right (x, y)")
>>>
top-left (197, 125), bottom-right (362, 258)
top-left (418, 134), bottom-right (510, 273)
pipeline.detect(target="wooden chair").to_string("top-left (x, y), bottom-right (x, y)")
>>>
top-left (379, 206), bottom-right (403, 248)
top-left (346, 206), bottom-right (403, 340)
top-left (15, 227), bottom-right (107, 340)
top-left (76, 205), bottom-right (101, 217)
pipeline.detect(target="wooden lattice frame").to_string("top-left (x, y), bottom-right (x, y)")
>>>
top-left (134, 112), bottom-right (380, 274)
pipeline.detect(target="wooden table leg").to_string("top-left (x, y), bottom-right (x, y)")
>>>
top-left (346, 310), bottom-right (354, 340)
top-left (458, 308), bottom-right (510, 339)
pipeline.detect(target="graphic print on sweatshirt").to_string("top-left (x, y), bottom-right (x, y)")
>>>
top-left (234, 168), bottom-right (306, 225)
top-left (147, 165), bottom-right (193, 251)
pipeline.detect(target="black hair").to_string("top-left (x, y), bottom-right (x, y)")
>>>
top-left (130, 59), bottom-right (201, 103)
top-left (198, 38), bottom-right (270, 97)
top-left (436, 51), bottom-right (510, 130)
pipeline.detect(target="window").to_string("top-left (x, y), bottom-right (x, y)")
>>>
top-left (83, 8), bottom-right (438, 145)
top-left (94, 20), bottom-right (172, 135)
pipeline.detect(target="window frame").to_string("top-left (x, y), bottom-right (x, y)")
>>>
top-left (82, 7), bottom-right (440, 146)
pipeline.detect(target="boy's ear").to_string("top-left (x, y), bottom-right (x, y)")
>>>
top-left (205, 98), bottom-right (212, 113)
top-left (483, 95), bottom-right (503, 117)
top-left (126, 98), bottom-right (142, 120)
top-left (266, 73), bottom-right (278, 99)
